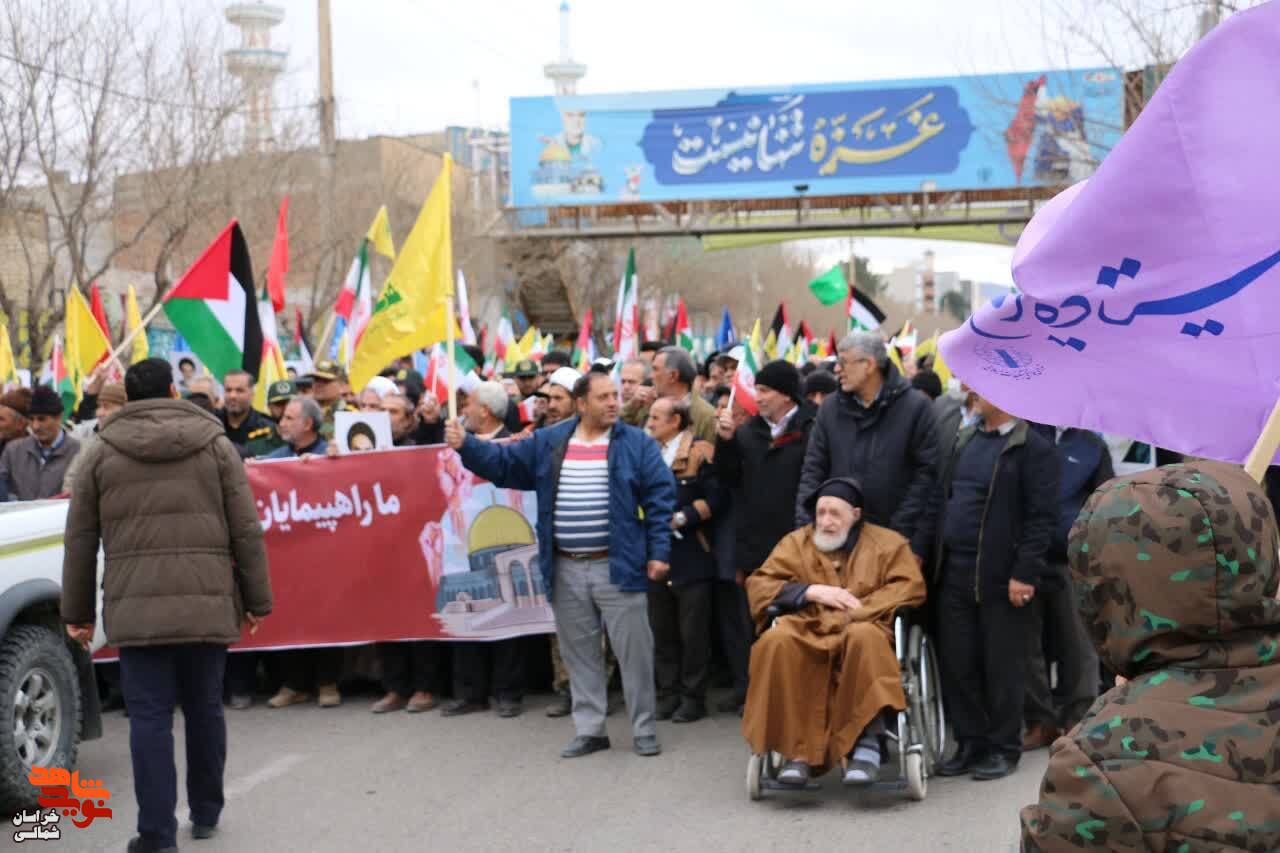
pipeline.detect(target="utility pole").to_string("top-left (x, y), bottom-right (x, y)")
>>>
top-left (317, 0), bottom-right (337, 157)
top-left (1198, 0), bottom-right (1221, 40)
top-left (315, 0), bottom-right (339, 360)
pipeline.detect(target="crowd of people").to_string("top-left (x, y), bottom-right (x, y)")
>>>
top-left (0, 331), bottom-right (1105, 777)
top-left (28, 324), bottom-right (1280, 851)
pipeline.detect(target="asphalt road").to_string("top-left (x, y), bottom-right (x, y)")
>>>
top-left (44, 690), bottom-right (1046, 852)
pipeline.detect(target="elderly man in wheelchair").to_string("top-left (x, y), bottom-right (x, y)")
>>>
top-left (742, 477), bottom-right (927, 789)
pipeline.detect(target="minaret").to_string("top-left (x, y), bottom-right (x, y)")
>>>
top-left (543, 1), bottom-right (587, 96)
top-left (224, 3), bottom-right (288, 151)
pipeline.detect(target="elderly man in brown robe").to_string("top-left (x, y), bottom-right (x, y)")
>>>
top-left (742, 477), bottom-right (926, 786)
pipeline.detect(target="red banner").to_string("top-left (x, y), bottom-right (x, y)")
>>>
top-left (94, 445), bottom-right (552, 661)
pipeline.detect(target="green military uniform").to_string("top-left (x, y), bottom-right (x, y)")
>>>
top-left (222, 409), bottom-right (284, 458)
top-left (307, 360), bottom-right (349, 440)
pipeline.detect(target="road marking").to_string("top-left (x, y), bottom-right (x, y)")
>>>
top-left (176, 752), bottom-right (306, 830)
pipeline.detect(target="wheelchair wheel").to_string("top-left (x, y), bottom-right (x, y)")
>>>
top-left (908, 625), bottom-right (946, 768)
top-left (747, 754), bottom-right (763, 801)
top-left (905, 751), bottom-right (927, 801)
top-left (921, 634), bottom-right (946, 765)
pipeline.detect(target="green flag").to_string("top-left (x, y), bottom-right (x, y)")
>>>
top-left (808, 265), bottom-right (848, 306)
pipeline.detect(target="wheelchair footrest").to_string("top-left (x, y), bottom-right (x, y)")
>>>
top-left (761, 779), bottom-right (822, 792)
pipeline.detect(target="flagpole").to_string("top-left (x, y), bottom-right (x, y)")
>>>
top-left (1243, 397), bottom-right (1280, 482)
top-left (315, 311), bottom-right (339, 365)
top-left (445, 293), bottom-right (457, 421)
top-left (107, 302), bottom-right (163, 365)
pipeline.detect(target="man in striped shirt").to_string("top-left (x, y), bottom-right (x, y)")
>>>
top-left (446, 372), bottom-right (676, 759)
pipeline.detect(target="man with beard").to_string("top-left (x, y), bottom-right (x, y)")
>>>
top-left (220, 370), bottom-right (282, 459)
top-left (742, 477), bottom-right (926, 787)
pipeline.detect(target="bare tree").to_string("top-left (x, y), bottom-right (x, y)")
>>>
top-left (0, 0), bottom-right (255, 363)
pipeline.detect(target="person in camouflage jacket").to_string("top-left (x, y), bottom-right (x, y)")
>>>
top-left (1021, 461), bottom-right (1280, 851)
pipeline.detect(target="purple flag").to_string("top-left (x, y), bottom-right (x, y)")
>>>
top-left (940, 3), bottom-right (1280, 464)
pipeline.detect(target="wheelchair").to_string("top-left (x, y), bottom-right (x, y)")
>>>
top-left (746, 608), bottom-right (945, 802)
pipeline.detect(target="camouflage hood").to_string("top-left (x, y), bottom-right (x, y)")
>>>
top-left (1070, 461), bottom-right (1280, 680)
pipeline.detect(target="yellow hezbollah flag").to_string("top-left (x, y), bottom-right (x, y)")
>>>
top-left (366, 205), bottom-right (396, 260)
top-left (126, 284), bottom-right (149, 364)
top-left (65, 286), bottom-right (110, 403)
top-left (0, 322), bottom-right (16, 387)
top-left (350, 155), bottom-right (455, 391)
top-left (914, 332), bottom-right (952, 388)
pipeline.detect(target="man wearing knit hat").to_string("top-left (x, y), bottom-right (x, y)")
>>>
top-left (63, 383), bottom-right (125, 493)
top-left (0, 387), bottom-right (32, 455)
top-left (0, 385), bottom-right (79, 501)
top-left (714, 359), bottom-right (817, 714)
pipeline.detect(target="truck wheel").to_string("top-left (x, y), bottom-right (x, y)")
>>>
top-left (0, 625), bottom-right (81, 810)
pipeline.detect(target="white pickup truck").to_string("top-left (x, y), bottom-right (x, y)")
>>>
top-left (0, 500), bottom-right (103, 810)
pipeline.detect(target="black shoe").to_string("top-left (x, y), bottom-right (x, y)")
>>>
top-left (561, 735), bottom-right (611, 758)
top-left (937, 741), bottom-right (986, 777)
top-left (655, 695), bottom-right (680, 720)
top-left (545, 693), bottom-right (572, 718)
top-left (972, 752), bottom-right (1019, 781)
top-left (633, 735), bottom-right (661, 756)
top-left (671, 698), bottom-right (706, 723)
top-left (496, 698), bottom-right (523, 718)
top-left (441, 698), bottom-right (488, 717)
top-left (127, 837), bottom-right (178, 853)
top-left (192, 824), bottom-right (217, 840)
top-left (716, 694), bottom-right (745, 714)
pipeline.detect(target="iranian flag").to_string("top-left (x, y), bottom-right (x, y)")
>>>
top-left (612, 248), bottom-right (639, 361)
top-left (163, 221), bottom-right (263, 380)
top-left (517, 395), bottom-right (539, 425)
top-left (334, 240), bottom-right (374, 362)
top-left (672, 297), bottom-right (693, 351)
top-left (731, 341), bottom-right (759, 416)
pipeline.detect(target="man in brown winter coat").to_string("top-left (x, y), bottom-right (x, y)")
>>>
top-left (62, 358), bottom-right (272, 853)
top-left (1021, 461), bottom-right (1280, 851)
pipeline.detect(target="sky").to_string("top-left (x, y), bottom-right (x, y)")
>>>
top-left (202, 0), bottom-right (1211, 286)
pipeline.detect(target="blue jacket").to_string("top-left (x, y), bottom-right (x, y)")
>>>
top-left (457, 417), bottom-right (675, 597)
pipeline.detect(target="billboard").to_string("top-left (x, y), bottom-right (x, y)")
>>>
top-left (508, 67), bottom-right (1124, 207)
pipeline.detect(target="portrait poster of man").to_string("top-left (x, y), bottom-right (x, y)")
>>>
top-left (335, 411), bottom-right (393, 455)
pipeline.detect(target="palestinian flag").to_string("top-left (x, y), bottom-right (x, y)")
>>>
top-left (672, 297), bottom-right (693, 352)
top-left (848, 287), bottom-right (886, 332)
top-left (51, 336), bottom-right (75, 417)
top-left (574, 308), bottom-right (595, 372)
top-left (769, 303), bottom-right (792, 359)
top-left (163, 222), bottom-right (262, 381)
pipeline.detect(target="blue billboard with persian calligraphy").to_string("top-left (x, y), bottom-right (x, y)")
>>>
top-left (508, 67), bottom-right (1123, 207)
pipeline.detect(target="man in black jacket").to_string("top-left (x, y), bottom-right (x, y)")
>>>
top-left (714, 360), bottom-right (815, 713)
top-left (646, 397), bottom-right (725, 723)
top-left (924, 393), bottom-right (1059, 782)
top-left (797, 332), bottom-right (938, 558)
top-left (1021, 425), bottom-right (1114, 750)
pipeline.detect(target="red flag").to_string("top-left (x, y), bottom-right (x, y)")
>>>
top-left (89, 281), bottom-right (111, 340)
top-left (267, 196), bottom-right (289, 313)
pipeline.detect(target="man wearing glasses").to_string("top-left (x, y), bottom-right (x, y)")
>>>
top-left (796, 332), bottom-right (938, 563)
